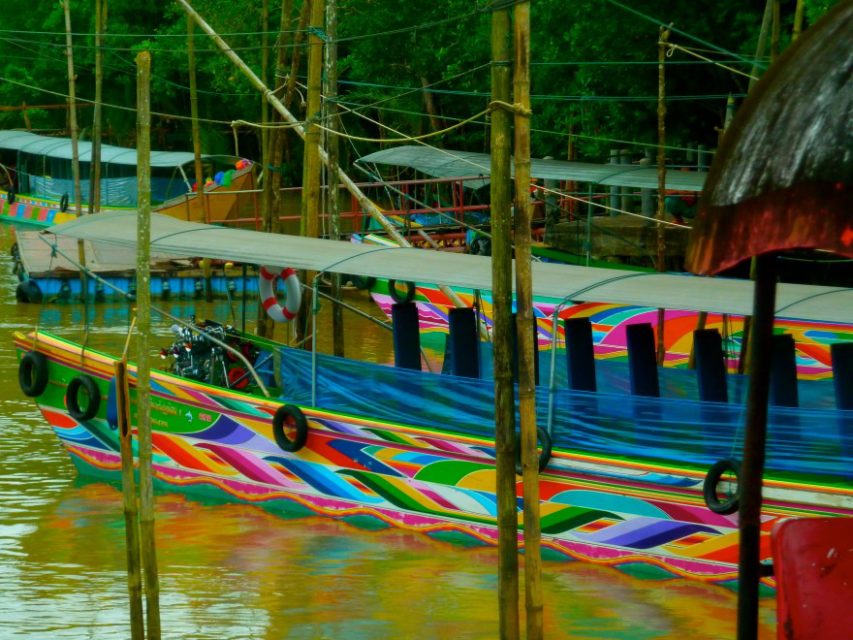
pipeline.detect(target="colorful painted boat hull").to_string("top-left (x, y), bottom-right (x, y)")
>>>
top-left (16, 331), bottom-right (853, 590)
top-left (369, 283), bottom-right (852, 380)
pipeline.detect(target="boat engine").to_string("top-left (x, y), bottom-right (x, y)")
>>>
top-left (160, 317), bottom-right (258, 389)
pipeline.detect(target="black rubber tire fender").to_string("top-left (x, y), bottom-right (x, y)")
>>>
top-left (16, 280), bottom-right (42, 304)
top-left (7, 189), bottom-right (15, 205)
top-left (66, 375), bottom-right (101, 421)
top-left (19, 351), bottom-right (49, 397)
top-left (59, 193), bottom-right (69, 213)
top-left (272, 404), bottom-right (309, 452)
top-left (388, 279), bottom-right (416, 304)
top-left (703, 459), bottom-right (741, 515)
top-left (516, 426), bottom-right (553, 475)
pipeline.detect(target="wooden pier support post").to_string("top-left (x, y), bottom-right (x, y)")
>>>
top-left (324, 0), bottom-right (344, 357)
top-left (297, 0), bottom-right (324, 349)
top-left (737, 254), bottom-right (777, 640)
top-left (490, 2), bottom-right (519, 637)
top-left (135, 50), bottom-right (162, 640)
top-left (62, 0), bottom-right (88, 305)
top-left (114, 359), bottom-right (145, 640)
top-left (513, 1), bottom-right (543, 636)
top-left (655, 26), bottom-right (670, 364)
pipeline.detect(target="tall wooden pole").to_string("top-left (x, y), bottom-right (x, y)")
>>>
top-left (737, 254), bottom-right (777, 640)
top-left (63, 0), bottom-right (88, 307)
top-left (655, 26), bottom-right (670, 365)
top-left (770, 0), bottom-right (781, 62)
top-left (324, 0), bottom-right (344, 357)
top-left (491, 4), bottom-right (519, 639)
top-left (115, 358), bottom-right (145, 640)
top-left (260, 0), bottom-right (270, 197)
top-left (300, 0), bottom-right (325, 246)
top-left (187, 18), bottom-right (210, 226)
top-left (135, 50), bottom-right (162, 640)
top-left (63, 1), bottom-right (83, 217)
top-left (187, 17), bottom-right (214, 302)
top-left (89, 0), bottom-right (106, 214)
top-left (792, 0), bottom-right (805, 40)
top-left (297, 0), bottom-right (324, 347)
top-left (257, 1), bottom-right (295, 341)
top-left (513, 2), bottom-right (542, 638)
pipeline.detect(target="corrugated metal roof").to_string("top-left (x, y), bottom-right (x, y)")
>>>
top-left (357, 145), bottom-right (706, 192)
top-left (0, 130), bottom-right (206, 168)
top-left (46, 212), bottom-right (851, 324)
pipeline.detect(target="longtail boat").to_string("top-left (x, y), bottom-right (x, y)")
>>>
top-left (14, 212), bottom-right (852, 590)
top-left (0, 130), bottom-right (255, 227)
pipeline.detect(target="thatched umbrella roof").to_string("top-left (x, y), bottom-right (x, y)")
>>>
top-left (686, 0), bottom-right (853, 275)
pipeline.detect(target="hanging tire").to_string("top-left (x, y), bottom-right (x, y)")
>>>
top-left (516, 427), bottom-right (553, 475)
top-left (66, 375), bottom-right (101, 421)
top-left (19, 351), bottom-right (49, 397)
top-left (59, 193), bottom-right (69, 213)
top-left (16, 280), bottom-right (42, 304)
top-left (470, 236), bottom-right (492, 257)
top-left (703, 459), bottom-right (741, 515)
top-left (388, 279), bottom-right (416, 304)
top-left (7, 189), bottom-right (15, 205)
top-left (272, 404), bottom-right (308, 452)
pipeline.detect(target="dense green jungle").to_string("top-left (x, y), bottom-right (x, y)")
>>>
top-left (0, 0), bottom-right (842, 179)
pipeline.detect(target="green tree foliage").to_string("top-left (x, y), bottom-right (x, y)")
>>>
top-left (0, 0), bottom-right (841, 170)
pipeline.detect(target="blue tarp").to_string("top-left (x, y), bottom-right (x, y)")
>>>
top-left (278, 345), bottom-right (852, 481)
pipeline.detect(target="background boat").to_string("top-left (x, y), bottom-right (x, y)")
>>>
top-left (0, 130), bottom-right (256, 227)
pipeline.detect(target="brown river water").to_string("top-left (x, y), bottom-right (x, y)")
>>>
top-left (0, 223), bottom-right (776, 639)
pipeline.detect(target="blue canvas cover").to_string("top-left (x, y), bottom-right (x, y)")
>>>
top-left (277, 345), bottom-right (851, 482)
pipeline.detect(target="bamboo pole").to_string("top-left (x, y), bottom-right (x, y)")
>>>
top-left (297, 0), bottom-right (325, 348)
top-left (186, 18), bottom-right (213, 303)
top-left (63, 0), bottom-right (88, 307)
top-left (655, 26), bottom-right (670, 365)
top-left (736, 254), bottom-right (777, 640)
top-left (177, 0), bottom-right (473, 314)
top-left (187, 18), bottom-right (211, 226)
top-left (115, 357), bottom-right (145, 640)
top-left (257, 0), bottom-right (296, 341)
top-left (792, 0), bottom-right (805, 41)
top-left (135, 50), bottom-right (161, 640)
top-left (89, 0), bottom-right (105, 214)
top-left (513, 2), bottom-right (542, 638)
top-left (324, 0), bottom-right (344, 357)
top-left (770, 0), bottom-right (781, 62)
top-left (260, 0), bottom-right (270, 196)
top-left (491, 4), bottom-right (519, 639)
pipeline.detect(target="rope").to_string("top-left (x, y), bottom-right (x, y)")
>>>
top-left (665, 43), bottom-right (759, 81)
top-left (488, 100), bottom-right (532, 117)
top-left (312, 107), bottom-right (490, 143)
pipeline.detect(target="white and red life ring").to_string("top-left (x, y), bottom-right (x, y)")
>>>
top-left (258, 266), bottom-right (301, 322)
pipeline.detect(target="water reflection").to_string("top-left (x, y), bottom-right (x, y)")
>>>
top-left (0, 223), bottom-right (777, 638)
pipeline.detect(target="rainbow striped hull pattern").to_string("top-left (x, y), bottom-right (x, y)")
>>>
top-left (370, 285), bottom-right (852, 379)
top-left (1, 192), bottom-right (78, 227)
top-left (15, 331), bottom-right (853, 589)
